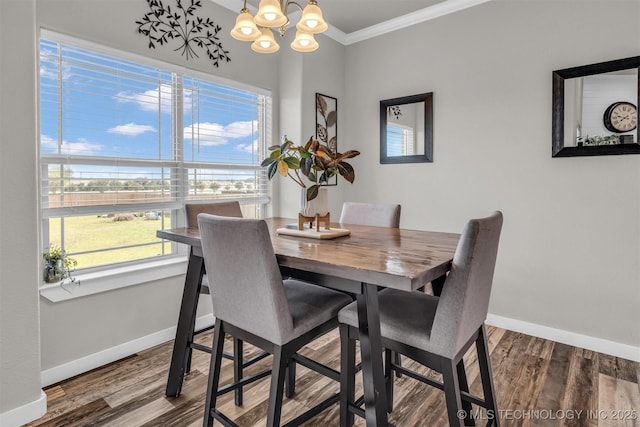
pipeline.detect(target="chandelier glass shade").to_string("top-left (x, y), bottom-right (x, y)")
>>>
top-left (296, 1), bottom-right (328, 33)
top-left (230, 9), bottom-right (261, 41)
top-left (231, 0), bottom-right (327, 53)
top-left (254, 0), bottom-right (288, 27)
top-left (290, 30), bottom-right (318, 52)
top-left (251, 27), bottom-right (280, 53)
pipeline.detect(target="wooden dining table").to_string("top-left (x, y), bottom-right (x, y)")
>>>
top-left (157, 217), bottom-right (460, 427)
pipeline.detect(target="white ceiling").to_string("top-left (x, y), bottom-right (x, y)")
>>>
top-left (213, 0), bottom-right (492, 45)
top-left (251, 0), bottom-right (445, 34)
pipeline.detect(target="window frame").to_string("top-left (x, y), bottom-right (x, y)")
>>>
top-left (38, 30), bottom-right (272, 296)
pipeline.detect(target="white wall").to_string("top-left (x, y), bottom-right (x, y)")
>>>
top-left (0, 0), bottom-right (46, 423)
top-left (300, 38), bottom-right (348, 216)
top-left (343, 0), bottom-right (640, 350)
top-left (275, 31), bottom-right (347, 218)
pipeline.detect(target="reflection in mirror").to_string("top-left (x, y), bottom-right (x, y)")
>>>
top-left (564, 69), bottom-right (638, 147)
top-left (386, 102), bottom-right (424, 156)
top-left (552, 56), bottom-right (640, 157)
top-left (380, 93), bottom-right (433, 164)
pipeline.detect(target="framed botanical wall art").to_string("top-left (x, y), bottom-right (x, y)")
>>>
top-left (316, 93), bottom-right (337, 185)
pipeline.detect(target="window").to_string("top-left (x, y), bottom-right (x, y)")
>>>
top-left (386, 123), bottom-right (416, 156)
top-left (39, 32), bottom-right (271, 272)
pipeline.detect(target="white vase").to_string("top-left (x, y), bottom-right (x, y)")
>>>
top-left (300, 187), bottom-right (329, 217)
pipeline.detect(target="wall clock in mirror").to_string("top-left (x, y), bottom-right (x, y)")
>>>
top-left (603, 101), bottom-right (637, 133)
top-left (551, 55), bottom-right (640, 157)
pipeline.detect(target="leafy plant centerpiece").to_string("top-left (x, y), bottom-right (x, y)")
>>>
top-left (261, 136), bottom-right (360, 202)
top-left (43, 244), bottom-right (78, 284)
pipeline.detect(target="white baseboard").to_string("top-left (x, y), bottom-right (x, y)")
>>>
top-left (486, 314), bottom-right (640, 362)
top-left (0, 390), bottom-right (47, 427)
top-left (38, 312), bottom-right (639, 390)
top-left (41, 313), bottom-right (215, 387)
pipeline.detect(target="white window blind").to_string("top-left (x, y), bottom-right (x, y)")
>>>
top-left (182, 75), bottom-right (271, 206)
top-left (39, 34), bottom-right (271, 271)
top-left (386, 123), bottom-right (416, 156)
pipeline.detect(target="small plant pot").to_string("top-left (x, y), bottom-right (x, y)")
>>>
top-left (44, 261), bottom-right (63, 283)
top-left (299, 187), bottom-right (329, 218)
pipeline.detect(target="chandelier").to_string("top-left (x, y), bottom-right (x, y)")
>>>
top-left (230, 0), bottom-right (328, 53)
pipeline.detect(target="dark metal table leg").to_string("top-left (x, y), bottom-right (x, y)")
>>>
top-left (166, 248), bottom-right (204, 397)
top-left (356, 283), bottom-right (389, 427)
top-left (431, 273), bottom-right (447, 297)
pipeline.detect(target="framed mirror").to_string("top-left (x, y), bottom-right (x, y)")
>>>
top-left (380, 92), bottom-right (433, 164)
top-left (552, 56), bottom-right (640, 157)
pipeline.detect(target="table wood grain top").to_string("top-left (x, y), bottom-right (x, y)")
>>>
top-left (157, 217), bottom-right (460, 292)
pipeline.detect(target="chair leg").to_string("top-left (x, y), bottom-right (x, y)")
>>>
top-left (476, 325), bottom-right (500, 427)
top-left (267, 346), bottom-right (288, 427)
top-left (233, 338), bottom-right (243, 406)
top-left (184, 313), bottom-right (198, 374)
top-left (285, 358), bottom-right (296, 398)
top-left (456, 360), bottom-right (475, 426)
top-left (442, 358), bottom-right (465, 427)
top-left (384, 349), bottom-right (394, 413)
top-left (340, 324), bottom-right (356, 427)
top-left (185, 347), bottom-right (193, 374)
top-left (393, 351), bottom-right (403, 378)
top-left (203, 319), bottom-right (225, 427)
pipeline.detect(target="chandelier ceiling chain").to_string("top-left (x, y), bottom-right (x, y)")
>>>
top-left (231, 0), bottom-right (327, 53)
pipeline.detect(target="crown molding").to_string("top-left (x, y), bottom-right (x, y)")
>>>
top-left (344, 0), bottom-right (494, 45)
top-left (322, 24), bottom-right (347, 45)
top-left (213, 0), bottom-right (492, 46)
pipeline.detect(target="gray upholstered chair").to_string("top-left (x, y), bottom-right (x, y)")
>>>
top-left (338, 201), bottom-right (405, 378)
top-left (198, 214), bottom-right (352, 427)
top-left (339, 201), bottom-right (401, 228)
top-left (184, 201), bottom-right (263, 406)
top-left (185, 201), bottom-right (243, 297)
top-left (338, 211), bottom-right (503, 427)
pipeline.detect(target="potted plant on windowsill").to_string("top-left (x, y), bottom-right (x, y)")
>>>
top-left (261, 136), bottom-right (360, 229)
top-left (43, 244), bottom-right (78, 285)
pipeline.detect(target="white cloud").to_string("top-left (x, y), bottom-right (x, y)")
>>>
top-left (115, 83), bottom-right (172, 112)
top-left (183, 122), bottom-right (227, 146)
top-left (115, 84), bottom-right (193, 113)
top-left (183, 120), bottom-right (257, 147)
top-left (224, 120), bottom-right (258, 138)
top-left (41, 134), bottom-right (102, 155)
top-left (237, 138), bottom-right (259, 154)
top-left (39, 49), bottom-right (72, 80)
top-left (108, 123), bottom-right (156, 136)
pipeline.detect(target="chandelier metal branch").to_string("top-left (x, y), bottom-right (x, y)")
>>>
top-left (231, 0), bottom-right (327, 53)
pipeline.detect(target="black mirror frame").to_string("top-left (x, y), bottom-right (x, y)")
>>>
top-left (552, 56), bottom-right (640, 157)
top-left (380, 92), bottom-right (433, 164)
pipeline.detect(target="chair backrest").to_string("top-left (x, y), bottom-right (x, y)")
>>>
top-left (197, 214), bottom-right (294, 345)
top-left (339, 202), bottom-right (401, 228)
top-left (430, 211), bottom-right (503, 357)
top-left (185, 201), bottom-right (243, 229)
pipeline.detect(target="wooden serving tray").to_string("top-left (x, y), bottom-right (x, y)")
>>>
top-left (276, 224), bottom-right (351, 240)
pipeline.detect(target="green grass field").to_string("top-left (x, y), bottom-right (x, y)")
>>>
top-left (48, 214), bottom-right (172, 269)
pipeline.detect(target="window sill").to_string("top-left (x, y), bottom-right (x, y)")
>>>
top-left (39, 256), bottom-right (188, 302)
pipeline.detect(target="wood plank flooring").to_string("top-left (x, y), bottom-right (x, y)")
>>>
top-left (26, 326), bottom-right (640, 426)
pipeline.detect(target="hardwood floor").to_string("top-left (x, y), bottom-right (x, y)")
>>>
top-left (26, 326), bottom-right (640, 426)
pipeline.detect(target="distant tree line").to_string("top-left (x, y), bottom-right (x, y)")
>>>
top-left (50, 178), bottom-right (169, 193)
top-left (48, 168), bottom-right (255, 194)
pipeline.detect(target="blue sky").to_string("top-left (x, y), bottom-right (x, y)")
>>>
top-left (40, 39), bottom-right (262, 180)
